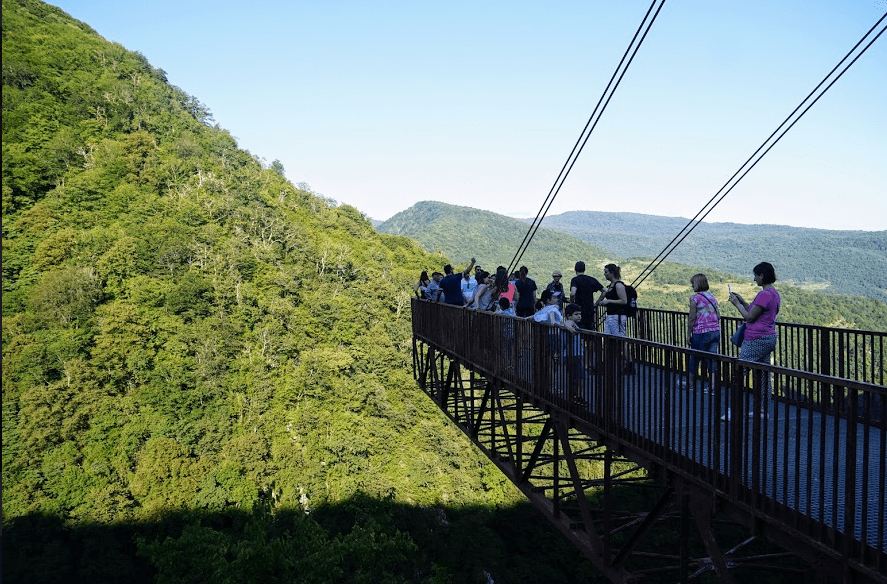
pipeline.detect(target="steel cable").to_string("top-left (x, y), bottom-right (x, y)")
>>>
top-left (631, 12), bottom-right (887, 290)
top-left (506, 0), bottom-right (667, 275)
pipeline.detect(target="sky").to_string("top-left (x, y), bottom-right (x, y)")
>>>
top-left (49, 1), bottom-right (886, 231)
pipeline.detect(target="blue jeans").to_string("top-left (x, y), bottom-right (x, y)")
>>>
top-left (604, 314), bottom-right (626, 336)
top-left (690, 330), bottom-right (720, 380)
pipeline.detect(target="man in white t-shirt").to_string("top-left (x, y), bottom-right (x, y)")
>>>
top-left (462, 264), bottom-right (482, 303)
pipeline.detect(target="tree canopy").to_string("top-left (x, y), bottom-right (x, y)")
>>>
top-left (1, 1), bottom-right (604, 581)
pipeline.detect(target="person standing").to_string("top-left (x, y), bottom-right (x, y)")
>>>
top-left (414, 270), bottom-right (431, 299)
top-left (727, 262), bottom-right (781, 418)
top-left (546, 270), bottom-right (566, 310)
top-left (514, 266), bottom-right (538, 318)
top-left (685, 273), bottom-right (720, 389)
top-left (598, 264), bottom-right (628, 336)
top-left (562, 304), bottom-right (587, 405)
top-left (491, 268), bottom-right (518, 306)
top-left (468, 271), bottom-right (495, 311)
top-left (461, 265), bottom-right (481, 304)
top-left (570, 261), bottom-right (604, 330)
top-left (439, 258), bottom-right (476, 306)
top-left (597, 263), bottom-right (633, 373)
top-left (425, 272), bottom-right (443, 302)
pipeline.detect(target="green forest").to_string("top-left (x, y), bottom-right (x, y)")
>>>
top-left (1, 2), bottom-right (603, 582)
top-left (378, 201), bottom-right (887, 331)
top-left (539, 210), bottom-right (887, 302)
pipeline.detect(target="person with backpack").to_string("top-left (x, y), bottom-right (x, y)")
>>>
top-left (597, 263), bottom-right (635, 373)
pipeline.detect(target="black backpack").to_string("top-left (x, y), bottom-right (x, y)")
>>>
top-left (616, 281), bottom-right (638, 317)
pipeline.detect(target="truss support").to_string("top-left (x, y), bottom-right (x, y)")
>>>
top-left (411, 339), bottom-right (838, 583)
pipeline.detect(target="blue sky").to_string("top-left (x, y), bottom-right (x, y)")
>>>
top-left (50, 1), bottom-right (886, 230)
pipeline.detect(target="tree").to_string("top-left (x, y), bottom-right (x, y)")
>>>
top-left (269, 159), bottom-right (285, 176)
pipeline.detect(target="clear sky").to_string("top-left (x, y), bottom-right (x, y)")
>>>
top-left (49, 1), bottom-right (886, 231)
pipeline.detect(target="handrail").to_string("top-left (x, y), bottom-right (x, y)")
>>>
top-left (480, 303), bottom-right (884, 386)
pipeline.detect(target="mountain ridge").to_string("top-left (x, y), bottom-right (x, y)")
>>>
top-left (538, 209), bottom-right (887, 301)
top-left (380, 201), bottom-right (887, 303)
top-left (377, 201), bottom-right (887, 330)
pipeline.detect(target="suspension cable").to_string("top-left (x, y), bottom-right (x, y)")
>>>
top-left (506, 0), bottom-right (667, 276)
top-left (630, 12), bottom-right (887, 290)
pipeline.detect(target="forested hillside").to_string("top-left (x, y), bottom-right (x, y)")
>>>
top-left (1, 2), bottom-right (602, 582)
top-left (379, 202), bottom-right (887, 331)
top-left (378, 200), bottom-right (617, 277)
top-left (539, 210), bottom-right (887, 302)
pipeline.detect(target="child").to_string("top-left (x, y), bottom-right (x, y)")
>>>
top-left (562, 304), bottom-right (587, 406)
top-left (497, 297), bottom-right (517, 372)
top-left (497, 296), bottom-right (516, 317)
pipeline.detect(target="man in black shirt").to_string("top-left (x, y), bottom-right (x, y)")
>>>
top-left (514, 266), bottom-right (537, 318)
top-left (570, 261), bottom-right (603, 330)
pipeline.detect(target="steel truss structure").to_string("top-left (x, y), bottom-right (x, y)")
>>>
top-left (413, 337), bottom-right (883, 583)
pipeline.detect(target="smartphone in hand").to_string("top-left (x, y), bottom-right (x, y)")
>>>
top-left (728, 284), bottom-right (733, 294)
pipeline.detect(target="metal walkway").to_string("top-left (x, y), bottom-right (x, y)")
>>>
top-left (412, 299), bottom-right (887, 583)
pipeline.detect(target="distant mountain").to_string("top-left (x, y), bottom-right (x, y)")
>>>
top-left (538, 211), bottom-right (887, 302)
top-left (378, 202), bottom-right (887, 330)
top-left (378, 201), bottom-right (619, 277)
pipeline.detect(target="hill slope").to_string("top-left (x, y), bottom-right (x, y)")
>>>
top-left (378, 202), bottom-right (887, 330)
top-left (539, 211), bottom-right (887, 302)
top-left (1, 2), bottom-right (601, 582)
top-left (378, 200), bottom-right (619, 277)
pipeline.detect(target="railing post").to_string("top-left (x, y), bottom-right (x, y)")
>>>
top-left (728, 360), bottom-right (744, 503)
top-left (820, 326), bottom-right (832, 379)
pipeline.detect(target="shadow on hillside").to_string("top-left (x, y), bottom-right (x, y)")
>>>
top-left (2, 494), bottom-right (606, 584)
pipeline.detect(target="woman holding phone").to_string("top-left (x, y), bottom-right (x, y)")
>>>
top-left (726, 262), bottom-right (781, 419)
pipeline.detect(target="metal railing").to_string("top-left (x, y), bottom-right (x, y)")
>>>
top-left (411, 299), bottom-right (887, 579)
top-left (625, 306), bottom-right (885, 386)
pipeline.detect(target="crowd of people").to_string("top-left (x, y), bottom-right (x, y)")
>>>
top-left (413, 258), bottom-right (632, 329)
top-left (414, 257), bottom-right (783, 416)
top-left (414, 259), bottom-right (638, 374)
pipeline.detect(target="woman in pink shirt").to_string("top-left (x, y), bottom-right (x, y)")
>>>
top-left (728, 262), bottom-right (781, 417)
top-left (493, 268), bottom-right (518, 306)
top-left (685, 273), bottom-right (720, 389)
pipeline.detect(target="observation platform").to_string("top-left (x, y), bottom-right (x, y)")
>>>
top-left (411, 299), bottom-right (886, 583)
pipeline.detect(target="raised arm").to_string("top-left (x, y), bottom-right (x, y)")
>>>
top-left (461, 257), bottom-right (476, 277)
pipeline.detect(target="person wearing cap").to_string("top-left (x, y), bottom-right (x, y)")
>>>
top-left (546, 270), bottom-right (566, 310)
